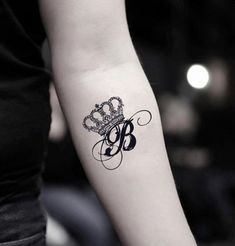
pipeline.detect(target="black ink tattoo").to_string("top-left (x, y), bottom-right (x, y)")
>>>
top-left (83, 97), bottom-right (152, 170)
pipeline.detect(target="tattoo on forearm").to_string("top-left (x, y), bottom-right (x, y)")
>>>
top-left (83, 97), bottom-right (152, 170)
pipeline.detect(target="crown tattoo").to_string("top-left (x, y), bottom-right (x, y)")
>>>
top-left (83, 97), bottom-right (125, 136)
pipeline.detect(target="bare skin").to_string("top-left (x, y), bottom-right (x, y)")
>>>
top-left (39, 0), bottom-right (197, 245)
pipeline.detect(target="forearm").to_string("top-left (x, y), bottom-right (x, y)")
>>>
top-left (40, 0), bottom-right (196, 244)
top-left (52, 62), bottom-right (195, 246)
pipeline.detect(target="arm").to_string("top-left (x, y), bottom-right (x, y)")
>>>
top-left (39, 0), bottom-right (196, 245)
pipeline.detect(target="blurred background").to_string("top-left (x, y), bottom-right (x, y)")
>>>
top-left (42, 1), bottom-right (235, 245)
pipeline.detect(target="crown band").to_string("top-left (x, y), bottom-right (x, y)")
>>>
top-left (99, 114), bottom-right (125, 136)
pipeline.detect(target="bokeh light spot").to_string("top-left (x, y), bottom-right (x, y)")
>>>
top-left (187, 64), bottom-right (210, 89)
